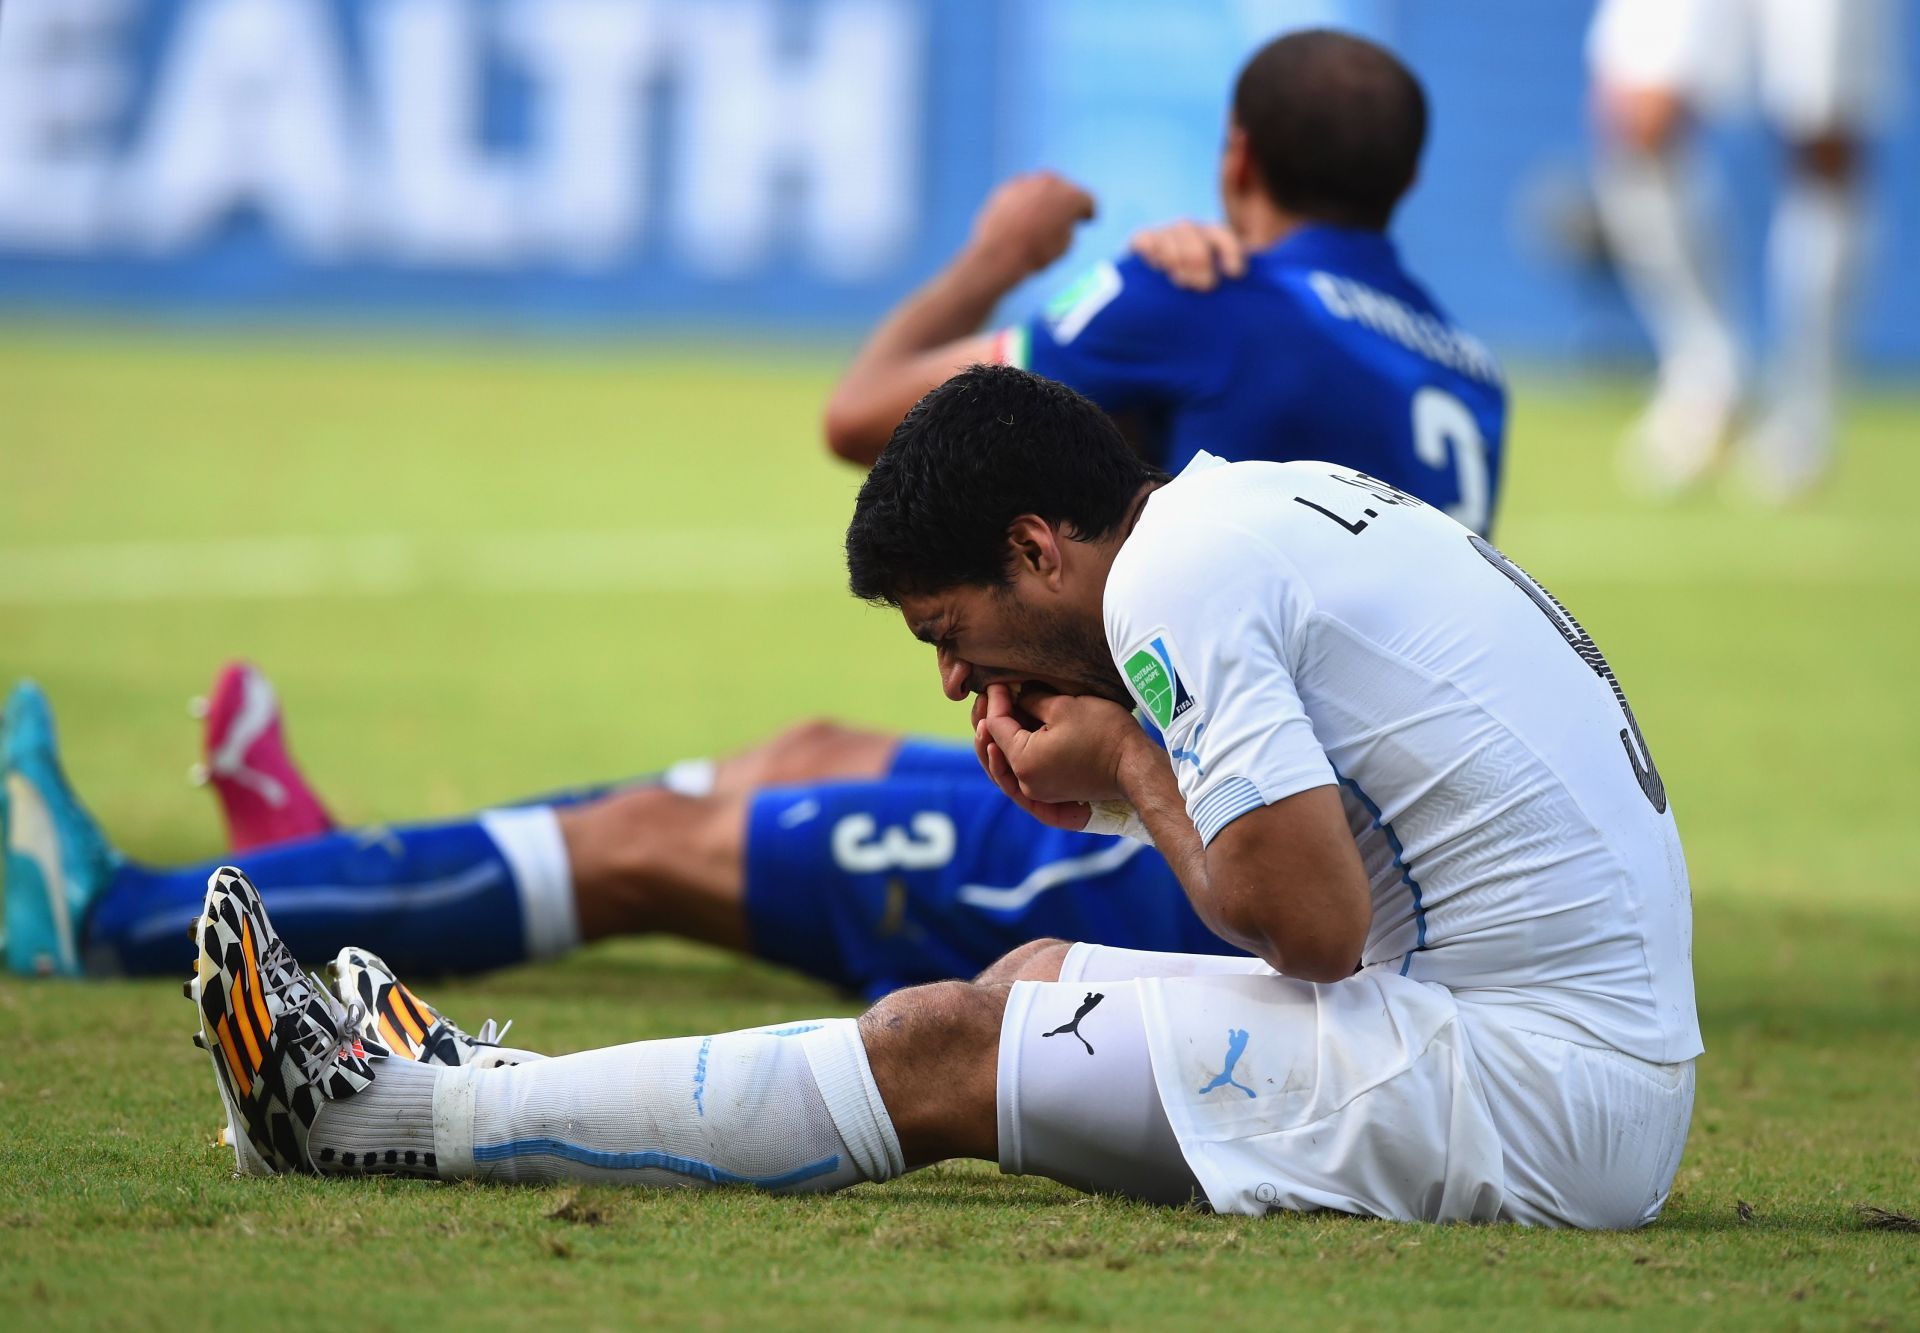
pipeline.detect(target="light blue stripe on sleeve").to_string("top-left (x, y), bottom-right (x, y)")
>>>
top-left (1191, 776), bottom-right (1268, 845)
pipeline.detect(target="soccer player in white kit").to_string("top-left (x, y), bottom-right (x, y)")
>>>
top-left (1589, 0), bottom-right (1892, 500)
top-left (187, 366), bottom-right (1699, 1229)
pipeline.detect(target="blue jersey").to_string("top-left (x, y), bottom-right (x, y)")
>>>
top-left (1006, 226), bottom-right (1508, 536)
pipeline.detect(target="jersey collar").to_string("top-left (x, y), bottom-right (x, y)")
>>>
top-left (1177, 451), bottom-right (1230, 478)
top-left (1257, 223), bottom-right (1398, 269)
top-left (1135, 453), bottom-right (1227, 532)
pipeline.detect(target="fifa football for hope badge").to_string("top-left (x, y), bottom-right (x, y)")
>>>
top-left (1123, 632), bottom-right (1198, 732)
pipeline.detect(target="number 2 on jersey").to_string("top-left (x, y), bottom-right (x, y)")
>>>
top-left (1470, 536), bottom-right (1668, 813)
top-left (1412, 387), bottom-right (1490, 536)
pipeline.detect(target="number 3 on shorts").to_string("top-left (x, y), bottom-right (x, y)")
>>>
top-left (831, 813), bottom-right (959, 874)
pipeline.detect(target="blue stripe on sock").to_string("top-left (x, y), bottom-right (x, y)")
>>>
top-left (470, 1138), bottom-right (841, 1189)
top-left (691, 1037), bottom-right (712, 1116)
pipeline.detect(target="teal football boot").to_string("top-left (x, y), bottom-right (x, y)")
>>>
top-left (3, 682), bottom-right (121, 975)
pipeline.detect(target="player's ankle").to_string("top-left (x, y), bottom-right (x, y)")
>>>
top-left (308, 1056), bottom-right (442, 1176)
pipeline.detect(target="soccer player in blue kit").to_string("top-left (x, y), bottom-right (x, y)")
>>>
top-left (4, 31), bottom-right (1510, 997)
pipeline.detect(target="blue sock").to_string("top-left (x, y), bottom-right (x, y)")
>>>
top-left (84, 808), bottom-right (577, 978)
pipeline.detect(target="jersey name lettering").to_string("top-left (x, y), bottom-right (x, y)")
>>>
top-left (1307, 271), bottom-right (1503, 385)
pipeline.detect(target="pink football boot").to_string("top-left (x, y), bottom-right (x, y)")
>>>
top-left (192, 662), bottom-right (335, 852)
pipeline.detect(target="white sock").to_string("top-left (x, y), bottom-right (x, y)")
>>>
top-left (1755, 173), bottom-right (1861, 469)
top-left (661, 758), bottom-right (717, 798)
top-left (464, 1027), bottom-right (549, 1068)
top-left (1594, 144), bottom-right (1743, 407)
top-left (478, 806), bottom-right (580, 961)
top-left (308, 1056), bottom-right (441, 1175)
top-left (401, 1017), bottom-right (903, 1191)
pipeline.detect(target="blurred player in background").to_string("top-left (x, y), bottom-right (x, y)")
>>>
top-left (1589, 0), bottom-right (1892, 500)
top-left (4, 31), bottom-right (1507, 993)
top-left (825, 36), bottom-right (1504, 533)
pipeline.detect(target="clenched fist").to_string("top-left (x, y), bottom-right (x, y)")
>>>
top-left (968, 172), bottom-right (1098, 281)
top-left (972, 683), bottom-right (1148, 831)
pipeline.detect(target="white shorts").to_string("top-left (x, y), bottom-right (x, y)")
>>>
top-left (1588, 0), bottom-right (1896, 136)
top-left (995, 944), bottom-right (1696, 1228)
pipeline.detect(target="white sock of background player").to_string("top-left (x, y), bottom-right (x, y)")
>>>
top-left (1746, 171), bottom-right (1862, 496)
top-left (1594, 142), bottom-right (1744, 480)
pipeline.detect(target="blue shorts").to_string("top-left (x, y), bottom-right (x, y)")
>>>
top-left (742, 738), bottom-right (1244, 998)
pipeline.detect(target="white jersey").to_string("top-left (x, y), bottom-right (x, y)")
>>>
top-left (1104, 455), bottom-right (1702, 1065)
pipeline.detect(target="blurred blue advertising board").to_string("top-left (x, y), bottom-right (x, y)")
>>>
top-left (0, 0), bottom-right (1915, 366)
top-left (0, 0), bottom-right (1004, 327)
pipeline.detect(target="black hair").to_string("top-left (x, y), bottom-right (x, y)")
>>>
top-left (845, 364), bottom-right (1168, 606)
top-left (1232, 28), bottom-right (1427, 230)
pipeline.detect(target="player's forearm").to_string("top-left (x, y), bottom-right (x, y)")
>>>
top-left (822, 242), bottom-right (1027, 465)
top-left (1114, 739), bottom-right (1274, 966)
top-left (1117, 741), bottom-right (1356, 976)
top-left (1113, 737), bottom-right (1192, 854)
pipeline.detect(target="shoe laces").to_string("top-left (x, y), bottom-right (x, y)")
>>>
top-left (254, 920), bottom-right (309, 998)
top-left (471, 1017), bottom-right (513, 1047)
top-left (253, 923), bottom-right (366, 1085)
top-left (299, 986), bottom-right (373, 1087)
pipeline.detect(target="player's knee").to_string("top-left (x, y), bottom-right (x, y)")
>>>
top-left (770, 717), bottom-right (851, 760)
top-left (861, 979), bottom-right (1006, 1067)
top-left (754, 717), bottom-right (863, 785)
top-left (1599, 86), bottom-right (1687, 155)
top-left (1791, 134), bottom-right (1860, 185)
top-left (586, 782), bottom-right (681, 831)
top-left (859, 980), bottom-right (1005, 1164)
top-left (974, 938), bottom-right (1073, 985)
top-left (576, 785), bottom-right (733, 876)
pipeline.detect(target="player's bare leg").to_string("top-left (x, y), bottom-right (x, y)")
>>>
top-left (556, 786), bottom-right (753, 951)
top-left (1592, 82), bottom-right (1744, 495)
top-left (856, 980), bottom-right (1007, 1166)
top-left (1739, 131), bottom-right (1863, 503)
top-left (972, 935), bottom-right (1072, 985)
top-left (839, 940), bottom-right (1071, 1165)
top-left (704, 719), bottom-right (903, 797)
top-left (557, 778), bottom-right (1044, 967)
top-left (552, 722), bottom-right (927, 955)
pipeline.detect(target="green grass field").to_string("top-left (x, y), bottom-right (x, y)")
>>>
top-left (1, 326), bottom-right (1916, 1330)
